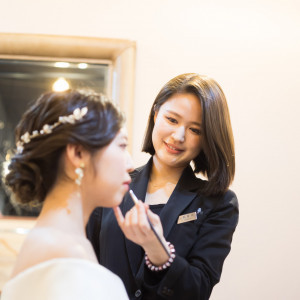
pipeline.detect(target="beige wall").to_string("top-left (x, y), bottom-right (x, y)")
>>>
top-left (1, 0), bottom-right (300, 299)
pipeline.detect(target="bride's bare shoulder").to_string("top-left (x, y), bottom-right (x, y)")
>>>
top-left (10, 227), bottom-right (96, 278)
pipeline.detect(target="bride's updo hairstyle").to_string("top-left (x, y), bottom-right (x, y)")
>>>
top-left (5, 89), bottom-right (124, 206)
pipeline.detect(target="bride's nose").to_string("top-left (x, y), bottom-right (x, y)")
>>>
top-left (126, 151), bottom-right (134, 172)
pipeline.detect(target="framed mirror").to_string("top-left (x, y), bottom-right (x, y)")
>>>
top-left (0, 33), bottom-right (136, 216)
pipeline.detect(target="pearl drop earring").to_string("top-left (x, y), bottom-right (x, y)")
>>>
top-left (75, 163), bottom-right (85, 186)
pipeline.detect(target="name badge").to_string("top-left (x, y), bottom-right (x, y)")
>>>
top-left (177, 212), bottom-right (197, 224)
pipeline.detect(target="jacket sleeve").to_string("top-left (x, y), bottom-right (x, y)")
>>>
top-left (143, 191), bottom-right (239, 300)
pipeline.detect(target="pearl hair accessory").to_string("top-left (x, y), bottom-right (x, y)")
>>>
top-left (16, 107), bottom-right (88, 154)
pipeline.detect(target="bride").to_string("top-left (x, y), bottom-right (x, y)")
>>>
top-left (2, 89), bottom-right (133, 299)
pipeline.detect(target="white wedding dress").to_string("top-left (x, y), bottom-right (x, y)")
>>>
top-left (1, 258), bottom-right (128, 299)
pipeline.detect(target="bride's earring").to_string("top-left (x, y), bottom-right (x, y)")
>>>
top-left (75, 163), bottom-right (85, 186)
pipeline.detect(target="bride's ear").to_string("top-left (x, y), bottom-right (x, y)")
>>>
top-left (65, 144), bottom-right (87, 168)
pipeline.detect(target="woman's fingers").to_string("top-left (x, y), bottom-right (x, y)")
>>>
top-left (136, 201), bottom-right (151, 234)
top-left (146, 207), bottom-right (164, 236)
top-left (113, 201), bottom-right (165, 250)
top-left (126, 205), bottom-right (145, 238)
top-left (125, 202), bottom-right (150, 238)
top-left (146, 208), bottom-right (159, 223)
top-left (114, 202), bottom-right (153, 239)
top-left (113, 206), bottom-right (125, 227)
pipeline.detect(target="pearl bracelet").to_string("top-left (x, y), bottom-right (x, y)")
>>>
top-left (145, 242), bottom-right (176, 272)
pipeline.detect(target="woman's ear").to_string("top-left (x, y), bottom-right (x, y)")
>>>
top-left (65, 144), bottom-right (86, 168)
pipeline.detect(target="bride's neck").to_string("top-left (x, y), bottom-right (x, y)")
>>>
top-left (37, 183), bottom-right (87, 234)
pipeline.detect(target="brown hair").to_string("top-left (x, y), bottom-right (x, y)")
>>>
top-left (142, 73), bottom-right (235, 196)
top-left (5, 89), bottom-right (124, 205)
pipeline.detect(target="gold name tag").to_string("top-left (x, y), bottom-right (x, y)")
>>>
top-left (177, 212), bottom-right (197, 224)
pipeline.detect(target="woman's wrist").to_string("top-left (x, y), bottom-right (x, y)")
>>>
top-left (145, 242), bottom-right (176, 271)
top-left (142, 235), bottom-right (170, 265)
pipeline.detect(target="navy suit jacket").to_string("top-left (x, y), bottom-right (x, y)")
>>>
top-left (87, 158), bottom-right (239, 300)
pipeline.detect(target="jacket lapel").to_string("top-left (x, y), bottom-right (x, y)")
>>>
top-left (160, 165), bottom-right (200, 238)
top-left (123, 159), bottom-right (152, 277)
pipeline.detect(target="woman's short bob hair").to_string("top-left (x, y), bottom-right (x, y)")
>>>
top-left (142, 73), bottom-right (235, 196)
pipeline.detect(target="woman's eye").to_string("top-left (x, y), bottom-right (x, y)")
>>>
top-left (190, 128), bottom-right (202, 135)
top-left (120, 143), bottom-right (128, 149)
top-left (166, 116), bottom-right (177, 124)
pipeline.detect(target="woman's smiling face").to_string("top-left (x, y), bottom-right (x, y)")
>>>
top-left (152, 93), bottom-right (203, 170)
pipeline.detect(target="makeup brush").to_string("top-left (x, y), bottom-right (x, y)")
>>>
top-left (129, 189), bottom-right (170, 257)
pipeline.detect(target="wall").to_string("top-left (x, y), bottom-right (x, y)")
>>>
top-left (1, 0), bottom-right (300, 299)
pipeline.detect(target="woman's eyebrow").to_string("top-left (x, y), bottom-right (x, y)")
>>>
top-left (165, 110), bottom-right (202, 127)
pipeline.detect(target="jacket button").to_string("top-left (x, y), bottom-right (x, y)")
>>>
top-left (162, 286), bottom-right (173, 296)
top-left (135, 289), bottom-right (142, 297)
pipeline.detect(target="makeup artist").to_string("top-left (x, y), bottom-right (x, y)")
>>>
top-left (87, 73), bottom-right (239, 300)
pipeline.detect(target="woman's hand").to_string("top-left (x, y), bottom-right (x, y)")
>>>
top-left (113, 201), bottom-right (170, 265)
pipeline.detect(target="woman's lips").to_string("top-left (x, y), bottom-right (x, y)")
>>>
top-left (164, 142), bottom-right (184, 154)
top-left (123, 180), bottom-right (131, 191)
